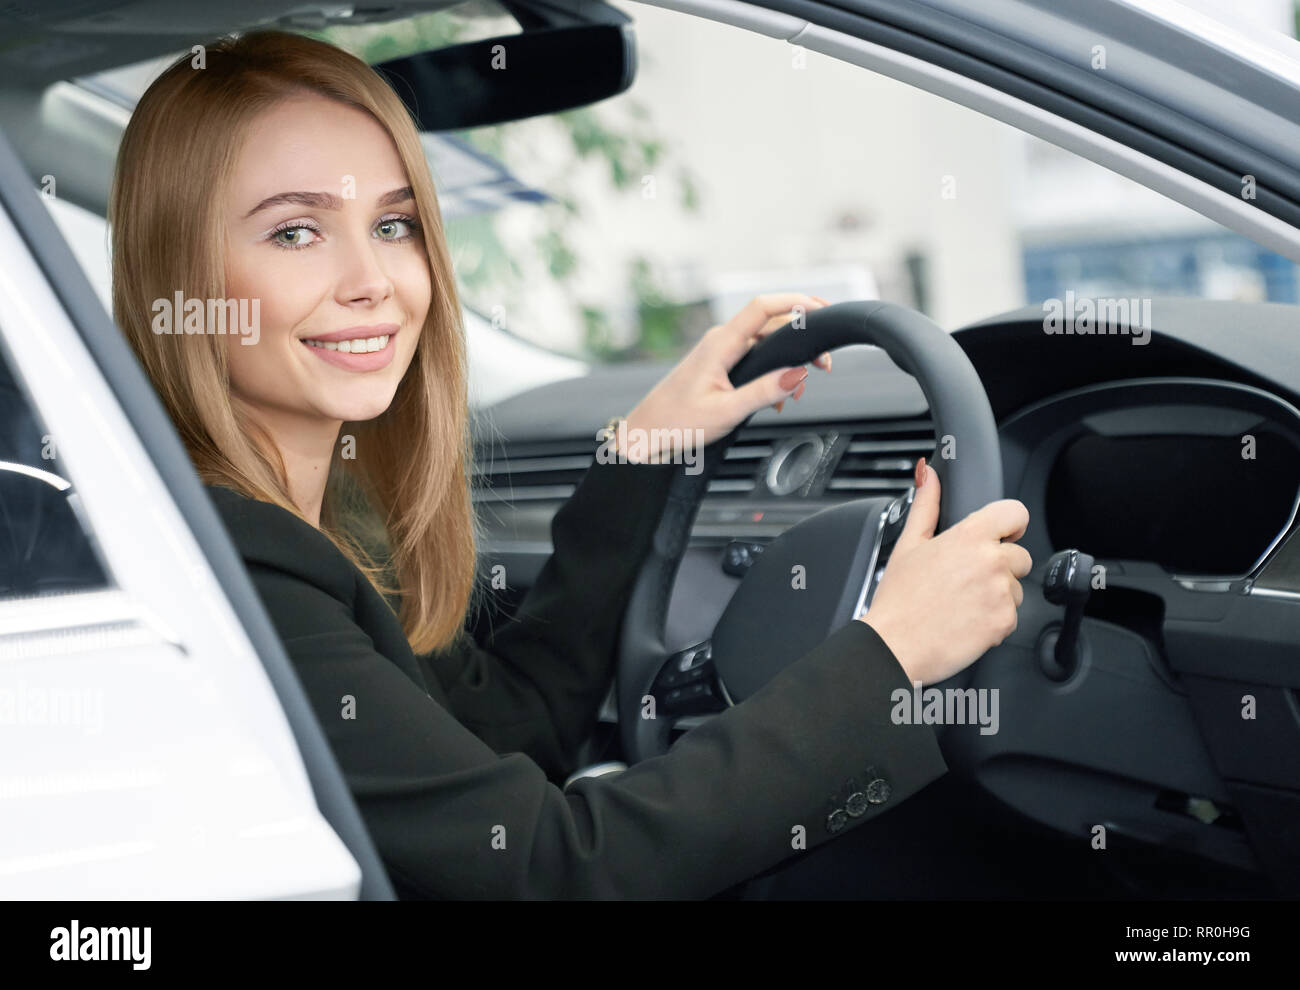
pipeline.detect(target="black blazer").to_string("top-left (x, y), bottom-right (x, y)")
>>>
top-left (206, 459), bottom-right (948, 898)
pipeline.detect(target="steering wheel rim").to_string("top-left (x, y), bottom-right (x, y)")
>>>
top-left (616, 300), bottom-right (1002, 765)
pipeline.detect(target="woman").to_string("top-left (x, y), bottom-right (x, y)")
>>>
top-left (108, 31), bottom-right (1032, 898)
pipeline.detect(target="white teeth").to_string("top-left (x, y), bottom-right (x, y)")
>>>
top-left (304, 334), bottom-right (391, 353)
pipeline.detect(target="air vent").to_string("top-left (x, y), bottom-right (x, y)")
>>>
top-left (827, 418), bottom-right (935, 499)
top-left (471, 435), bottom-right (769, 501)
top-left (712, 433), bottom-right (772, 494)
top-left (472, 438), bottom-right (593, 503)
top-left (472, 417), bottom-right (935, 505)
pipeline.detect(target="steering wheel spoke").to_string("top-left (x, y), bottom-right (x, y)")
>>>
top-left (650, 641), bottom-right (729, 718)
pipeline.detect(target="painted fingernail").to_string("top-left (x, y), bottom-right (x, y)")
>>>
top-left (778, 366), bottom-right (809, 391)
top-left (775, 400), bottom-right (785, 413)
top-left (793, 381), bottom-right (806, 401)
top-left (914, 456), bottom-right (927, 489)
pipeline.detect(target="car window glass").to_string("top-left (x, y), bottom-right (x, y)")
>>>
top-left (421, 0), bottom-right (1300, 364)
top-left (0, 336), bottom-right (110, 599)
top-left (59, 0), bottom-right (1300, 375)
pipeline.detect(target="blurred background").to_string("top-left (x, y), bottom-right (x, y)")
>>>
top-left (46, 0), bottom-right (1300, 403)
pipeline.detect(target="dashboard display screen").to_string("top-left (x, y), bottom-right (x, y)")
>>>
top-left (1046, 431), bottom-right (1300, 575)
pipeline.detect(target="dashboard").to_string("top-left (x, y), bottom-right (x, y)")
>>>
top-left (471, 296), bottom-right (1300, 887)
top-left (1005, 377), bottom-right (1300, 582)
top-left (474, 296), bottom-right (1300, 635)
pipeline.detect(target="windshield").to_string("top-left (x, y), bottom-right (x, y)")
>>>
top-left (356, 0), bottom-right (1300, 364)
top-left (73, 0), bottom-right (1300, 368)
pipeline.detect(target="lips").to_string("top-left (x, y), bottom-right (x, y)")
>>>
top-left (300, 324), bottom-right (399, 372)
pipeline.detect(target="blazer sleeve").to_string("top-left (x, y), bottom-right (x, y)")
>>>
top-left (246, 547), bottom-right (948, 898)
top-left (417, 458), bottom-right (679, 781)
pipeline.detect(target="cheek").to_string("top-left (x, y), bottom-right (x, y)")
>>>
top-left (393, 254), bottom-right (432, 355)
top-left (394, 250), bottom-right (432, 313)
top-left (222, 252), bottom-right (311, 397)
top-left (228, 251), bottom-right (318, 338)
top-left (224, 330), bottom-right (260, 400)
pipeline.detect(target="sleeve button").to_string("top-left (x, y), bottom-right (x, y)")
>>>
top-left (845, 791), bottom-right (869, 817)
top-left (826, 809), bottom-right (849, 833)
top-left (865, 777), bottom-right (892, 804)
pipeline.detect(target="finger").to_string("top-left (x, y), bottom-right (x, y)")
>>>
top-left (1008, 573), bottom-right (1024, 608)
top-left (967, 499), bottom-right (1030, 543)
top-left (730, 364), bottom-right (808, 421)
top-left (893, 459), bottom-right (940, 556)
top-left (711, 293), bottom-right (827, 368)
top-left (1000, 542), bottom-right (1033, 579)
top-left (814, 350), bottom-right (832, 372)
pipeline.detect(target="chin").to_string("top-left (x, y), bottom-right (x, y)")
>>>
top-left (322, 386), bottom-right (401, 424)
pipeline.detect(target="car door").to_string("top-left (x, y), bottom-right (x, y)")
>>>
top-left (0, 126), bottom-right (393, 900)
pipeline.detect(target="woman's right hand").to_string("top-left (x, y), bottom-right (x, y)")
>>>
top-left (859, 458), bottom-right (1032, 686)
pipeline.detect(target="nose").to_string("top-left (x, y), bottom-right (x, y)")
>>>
top-left (333, 228), bottom-right (395, 307)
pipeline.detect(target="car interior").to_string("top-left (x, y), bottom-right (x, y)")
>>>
top-left (1, 0), bottom-right (1299, 900)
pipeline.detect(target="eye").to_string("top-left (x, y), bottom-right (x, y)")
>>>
top-left (375, 214), bottom-right (421, 242)
top-left (269, 221), bottom-right (321, 250)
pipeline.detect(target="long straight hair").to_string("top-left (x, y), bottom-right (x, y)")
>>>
top-left (109, 30), bottom-right (478, 654)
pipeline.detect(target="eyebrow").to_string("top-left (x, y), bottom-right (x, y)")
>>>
top-left (243, 185), bottom-right (415, 219)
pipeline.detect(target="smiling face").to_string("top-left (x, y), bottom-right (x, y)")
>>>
top-left (223, 91), bottom-right (431, 439)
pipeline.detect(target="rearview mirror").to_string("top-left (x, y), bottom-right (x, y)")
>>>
top-left (375, 23), bottom-right (637, 131)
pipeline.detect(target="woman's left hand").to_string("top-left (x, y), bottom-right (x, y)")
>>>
top-left (620, 293), bottom-right (833, 460)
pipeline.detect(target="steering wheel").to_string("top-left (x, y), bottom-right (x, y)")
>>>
top-left (616, 300), bottom-right (1002, 764)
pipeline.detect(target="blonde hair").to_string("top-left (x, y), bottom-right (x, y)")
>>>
top-left (109, 30), bottom-right (478, 654)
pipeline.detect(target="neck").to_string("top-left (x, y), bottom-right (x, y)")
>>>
top-left (236, 399), bottom-right (341, 528)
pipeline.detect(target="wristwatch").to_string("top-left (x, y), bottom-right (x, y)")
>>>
top-left (599, 413), bottom-right (675, 464)
top-left (600, 414), bottom-right (624, 447)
